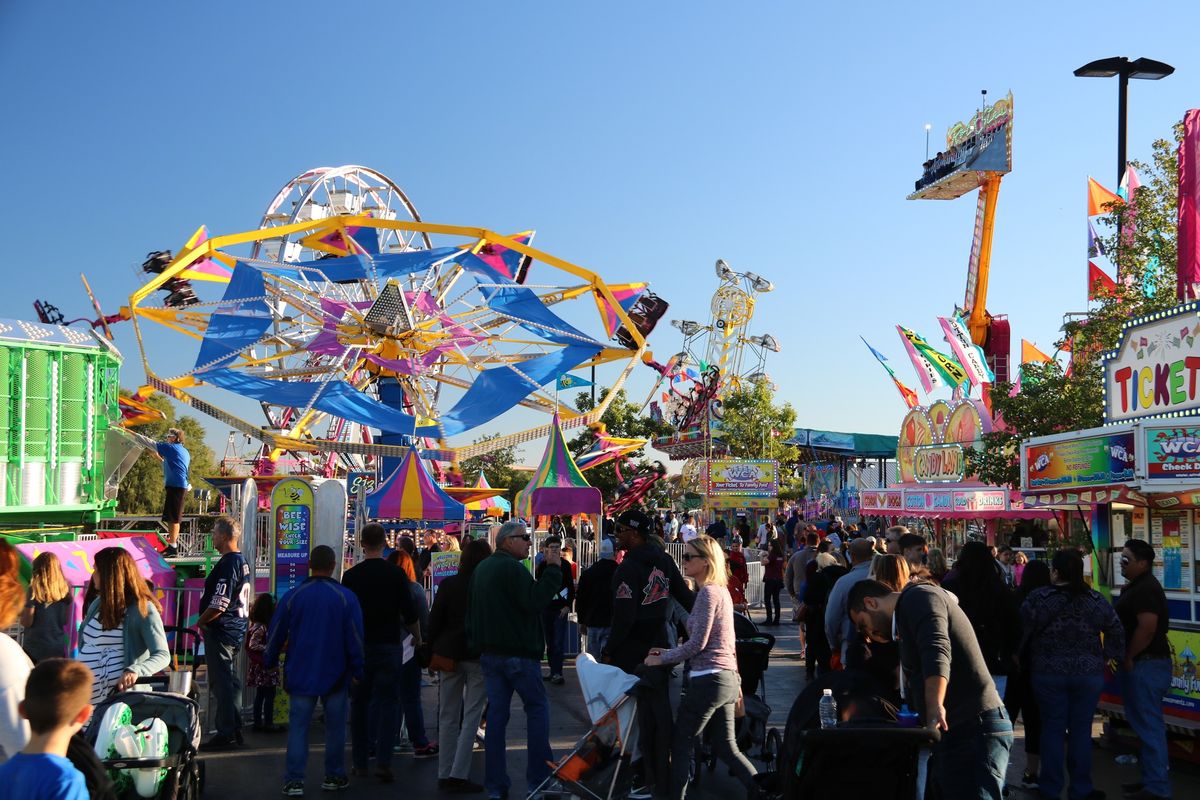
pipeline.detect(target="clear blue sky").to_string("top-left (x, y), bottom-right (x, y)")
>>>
top-left (2, 1), bottom-right (1198, 462)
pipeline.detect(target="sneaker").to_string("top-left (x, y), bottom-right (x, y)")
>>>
top-left (200, 734), bottom-right (239, 751)
top-left (1022, 771), bottom-right (1039, 788)
top-left (321, 775), bottom-right (349, 791)
top-left (162, 544), bottom-right (178, 558)
top-left (549, 674), bottom-right (565, 685)
top-left (628, 786), bottom-right (654, 799)
top-left (414, 742), bottom-right (439, 759)
top-left (446, 778), bottom-right (486, 794)
top-left (282, 782), bottom-right (304, 797)
top-left (397, 739), bottom-right (414, 754)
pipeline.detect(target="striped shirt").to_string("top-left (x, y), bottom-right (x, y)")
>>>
top-left (78, 617), bottom-right (125, 703)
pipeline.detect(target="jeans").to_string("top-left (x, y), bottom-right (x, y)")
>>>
top-left (399, 653), bottom-right (429, 748)
top-left (1122, 658), bottom-right (1172, 797)
top-left (543, 608), bottom-right (568, 677)
top-left (933, 706), bottom-right (1012, 800)
top-left (669, 670), bottom-right (756, 800)
top-left (763, 579), bottom-right (784, 623)
top-left (286, 688), bottom-right (348, 782)
top-left (480, 653), bottom-right (553, 798)
top-left (1033, 671), bottom-right (1103, 799)
top-left (253, 686), bottom-right (277, 728)
top-left (633, 663), bottom-right (673, 799)
top-left (586, 626), bottom-right (611, 657)
top-left (438, 659), bottom-right (488, 780)
top-left (203, 630), bottom-right (243, 739)
top-left (351, 643), bottom-right (403, 770)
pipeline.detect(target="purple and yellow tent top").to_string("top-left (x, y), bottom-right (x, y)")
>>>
top-left (365, 447), bottom-right (466, 521)
top-left (515, 415), bottom-right (602, 517)
top-left (465, 472), bottom-right (511, 517)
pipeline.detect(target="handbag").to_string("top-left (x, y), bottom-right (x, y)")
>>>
top-left (428, 652), bottom-right (458, 673)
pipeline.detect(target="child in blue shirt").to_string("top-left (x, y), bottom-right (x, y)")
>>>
top-left (0, 658), bottom-right (92, 800)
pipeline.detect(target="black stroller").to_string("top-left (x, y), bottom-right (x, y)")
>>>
top-left (85, 683), bottom-right (204, 799)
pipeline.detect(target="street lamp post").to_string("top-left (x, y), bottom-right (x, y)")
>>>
top-left (1073, 56), bottom-right (1175, 184)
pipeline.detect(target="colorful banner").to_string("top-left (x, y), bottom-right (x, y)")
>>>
top-left (430, 550), bottom-right (460, 590)
top-left (1145, 425), bottom-right (1200, 479)
top-left (1178, 109), bottom-right (1200, 300)
top-left (707, 460), bottom-right (779, 496)
top-left (937, 315), bottom-right (994, 387)
top-left (1024, 432), bottom-right (1136, 491)
top-left (899, 326), bottom-right (968, 386)
top-left (1103, 304), bottom-right (1200, 423)
top-left (272, 478), bottom-right (315, 599)
top-left (861, 336), bottom-right (920, 408)
top-left (896, 324), bottom-right (943, 393)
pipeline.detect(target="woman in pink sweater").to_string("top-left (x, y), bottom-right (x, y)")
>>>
top-left (645, 534), bottom-right (758, 800)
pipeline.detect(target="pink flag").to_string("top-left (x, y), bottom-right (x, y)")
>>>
top-left (1179, 110), bottom-right (1200, 300)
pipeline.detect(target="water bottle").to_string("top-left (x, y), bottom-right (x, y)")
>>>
top-left (819, 689), bottom-right (838, 729)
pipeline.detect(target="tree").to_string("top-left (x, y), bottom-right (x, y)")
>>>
top-left (118, 391), bottom-right (219, 514)
top-left (719, 377), bottom-right (803, 497)
top-left (459, 433), bottom-right (520, 505)
top-left (568, 388), bottom-right (671, 503)
top-left (966, 122), bottom-right (1185, 489)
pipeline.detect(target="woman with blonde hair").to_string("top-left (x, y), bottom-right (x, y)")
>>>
top-left (78, 547), bottom-right (169, 703)
top-left (926, 547), bottom-right (948, 584)
top-left (869, 553), bottom-right (911, 592)
top-left (645, 534), bottom-right (758, 799)
top-left (19, 552), bottom-right (72, 662)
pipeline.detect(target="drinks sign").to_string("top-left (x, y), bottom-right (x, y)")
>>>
top-left (1104, 302), bottom-right (1200, 423)
top-left (272, 478), bottom-right (315, 599)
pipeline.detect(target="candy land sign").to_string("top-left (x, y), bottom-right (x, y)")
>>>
top-left (272, 478), bottom-right (314, 598)
top-left (1104, 302), bottom-right (1200, 423)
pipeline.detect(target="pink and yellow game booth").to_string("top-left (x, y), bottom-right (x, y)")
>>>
top-left (1020, 301), bottom-right (1200, 738)
top-left (861, 398), bottom-right (1052, 554)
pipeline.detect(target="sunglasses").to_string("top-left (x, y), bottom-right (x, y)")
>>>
top-left (681, 552), bottom-right (707, 562)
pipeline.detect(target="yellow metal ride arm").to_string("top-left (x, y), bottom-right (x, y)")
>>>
top-left (966, 174), bottom-right (1003, 346)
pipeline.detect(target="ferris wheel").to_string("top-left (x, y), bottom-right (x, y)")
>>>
top-left (126, 167), bottom-right (652, 474)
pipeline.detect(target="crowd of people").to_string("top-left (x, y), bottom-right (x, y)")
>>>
top-left (0, 506), bottom-right (1182, 800)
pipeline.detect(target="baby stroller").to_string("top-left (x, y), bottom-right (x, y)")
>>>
top-left (85, 679), bottom-right (204, 799)
top-left (530, 654), bottom-right (640, 800)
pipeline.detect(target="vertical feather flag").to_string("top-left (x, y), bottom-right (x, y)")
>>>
top-left (1179, 109), bottom-right (1200, 301)
top-left (898, 326), bottom-right (969, 387)
top-left (937, 315), bottom-right (994, 387)
top-left (896, 325), bottom-right (942, 393)
top-left (861, 337), bottom-right (920, 408)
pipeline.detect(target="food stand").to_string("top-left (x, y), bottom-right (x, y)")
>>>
top-left (1020, 301), bottom-right (1200, 735)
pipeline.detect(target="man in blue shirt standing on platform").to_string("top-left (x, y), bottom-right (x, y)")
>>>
top-left (150, 427), bottom-right (190, 558)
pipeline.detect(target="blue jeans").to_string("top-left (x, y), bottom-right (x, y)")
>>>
top-left (286, 688), bottom-right (348, 783)
top-left (1122, 658), bottom-right (1173, 797)
top-left (351, 644), bottom-right (403, 770)
top-left (399, 654), bottom-right (429, 748)
top-left (480, 653), bottom-right (553, 798)
top-left (933, 706), bottom-right (1012, 800)
top-left (1033, 672), bottom-right (1103, 799)
top-left (543, 608), bottom-right (568, 677)
top-left (203, 630), bottom-right (243, 739)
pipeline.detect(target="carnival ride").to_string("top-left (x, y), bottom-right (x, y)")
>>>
top-left (100, 166), bottom-right (662, 478)
top-left (647, 259), bottom-right (779, 461)
top-left (909, 92), bottom-right (1014, 384)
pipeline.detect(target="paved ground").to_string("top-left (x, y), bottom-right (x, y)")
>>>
top-left (200, 617), bottom-right (1200, 798)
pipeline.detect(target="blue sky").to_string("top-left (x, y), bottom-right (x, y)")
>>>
top-left (2, 1), bottom-right (1198, 464)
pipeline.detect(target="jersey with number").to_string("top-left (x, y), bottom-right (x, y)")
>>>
top-left (200, 551), bottom-right (251, 644)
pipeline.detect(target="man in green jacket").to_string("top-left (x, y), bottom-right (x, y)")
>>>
top-left (468, 520), bottom-right (562, 800)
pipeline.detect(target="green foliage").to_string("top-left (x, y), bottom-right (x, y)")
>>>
top-left (460, 433), bottom-right (520, 505)
top-left (117, 391), bottom-right (218, 514)
top-left (965, 122), bottom-right (1185, 489)
top-left (568, 388), bottom-right (671, 503)
top-left (719, 377), bottom-right (799, 464)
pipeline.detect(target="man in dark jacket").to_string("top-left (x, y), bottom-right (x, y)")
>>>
top-left (575, 538), bottom-right (619, 655)
top-left (341, 523), bottom-right (419, 782)
top-left (849, 579), bottom-right (1012, 799)
top-left (603, 509), bottom-right (694, 800)
top-left (467, 520), bottom-right (562, 800)
top-left (265, 545), bottom-right (365, 796)
top-left (536, 536), bottom-right (575, 684)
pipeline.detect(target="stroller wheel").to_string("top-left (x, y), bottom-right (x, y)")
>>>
top-left (762, 728), bottom-right (783, 771)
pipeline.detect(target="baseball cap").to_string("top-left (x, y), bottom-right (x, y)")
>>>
top-left (599, 539), bottom-right (615, 559)
top-left (615, 509), bottom-right (652, 534)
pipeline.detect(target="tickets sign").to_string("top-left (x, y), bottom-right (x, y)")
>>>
top-left (1104, 302), bottom-right (1200, 423)
top-left (707, 460), bottom-right (778, 496)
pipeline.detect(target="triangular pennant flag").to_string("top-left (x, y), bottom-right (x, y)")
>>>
top-left (556, 373), bottom-right (593, 391)
top-left (1087, 220), bottom-right (1107, 259)
top-left (1021, 339), bottom-right (1053, 364)
top-left (862, 336), bottom-right (919, 408)
top-left (1088, 177), bottom-right (1121, 216)
top-left (1088, 261), bottom-right (1117, 300)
